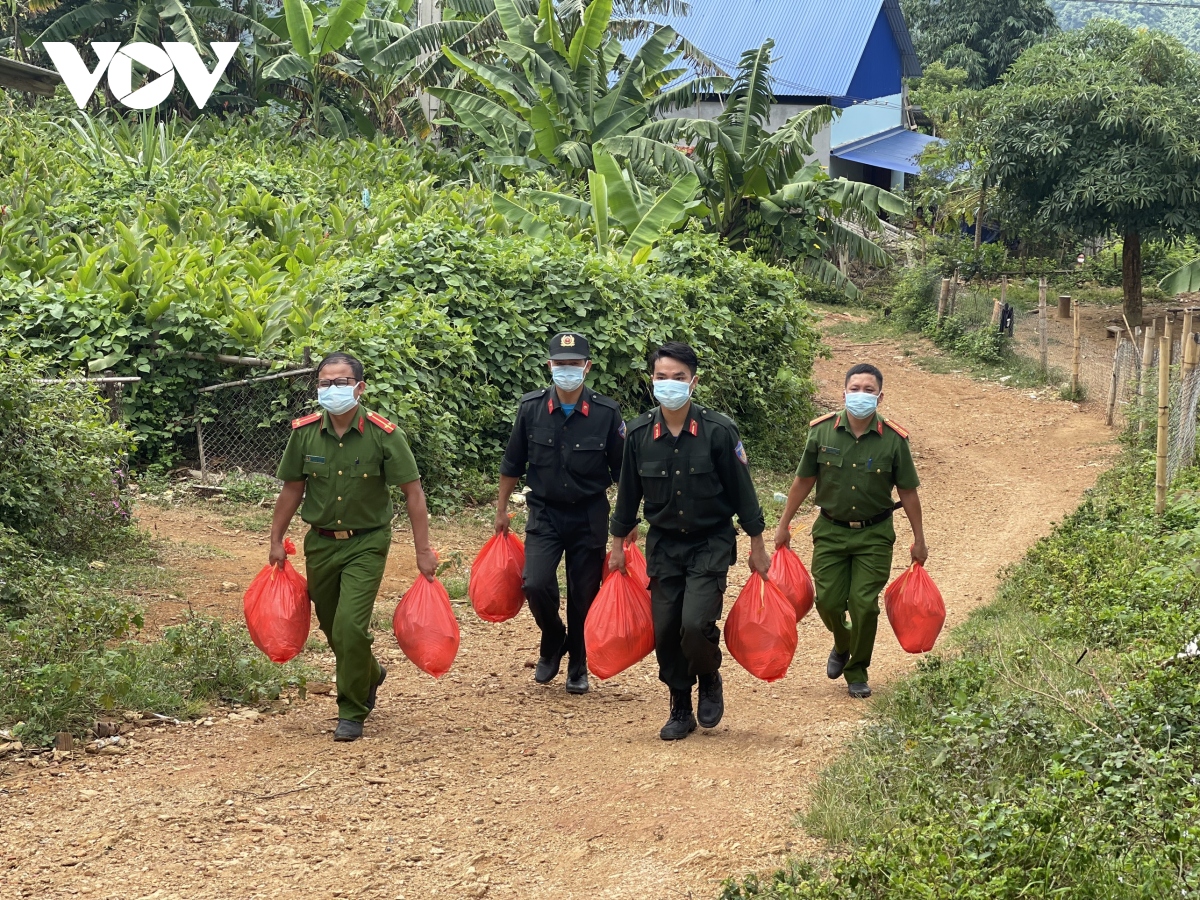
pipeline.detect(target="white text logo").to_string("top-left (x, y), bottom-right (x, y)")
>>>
top-left (44, 42), bottom-right (239, 110)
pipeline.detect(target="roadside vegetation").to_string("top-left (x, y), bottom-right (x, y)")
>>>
top-left (721, 448), bottom-right (1200, 899)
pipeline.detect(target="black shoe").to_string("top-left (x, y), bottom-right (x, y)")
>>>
top-left (565, 672), bottom-right (589, 695)
top-left (366, 665), bottom-right (387, 712)
top-left (697, 672), bottom-right (724, 729)
top-left (848, 682), bottom-right (872, 699)
top-left (333, 719), bottom-right (363, 742)
top-left (827, 647), bottom-right (850, 680)
top-left (659, 689), bottom-right (697, 741)
top-left (534, 653), bottom-right (563, 684)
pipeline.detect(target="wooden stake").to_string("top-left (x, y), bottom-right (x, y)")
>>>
top-left (949, 269), bottom-right (960, 317)
top-left (1156, 334), bottom-right (1170, 516)
top-left (1058, 294), bottom-right (1072, 320)
top-left (991, 298), bottom-right (1003, 327)
top-left (1038, 277), bottom-right (1048, 373)
top-left (1071, 301), bottom-right (1082, 397)
top-left (1139, 321), bottom-right (1155, 433)
top-left (1182, 309), bottom-right (1195, 379)
top-left (1105, 340), bottom-right (1123, 426)
top-left (937, 277), bottom-right (950, 322)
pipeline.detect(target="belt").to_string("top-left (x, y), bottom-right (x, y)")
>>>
top-left (820, 502), bottom-right (901, 530)
top-left (315, 525), bottom-right (384, 540)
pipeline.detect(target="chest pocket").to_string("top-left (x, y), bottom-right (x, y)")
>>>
top-left (638, 458), bottom-right (671, 504)
top-left (818, 447), bottom-right (844, 469)
top-left (303, 458), bottom-right (328, 477)
top-left (529, 427), bottom-right (558, 466)
top-left (566, 435), bottom-right (607, 477)
top-left (686, 455), bottom-right (723, 498)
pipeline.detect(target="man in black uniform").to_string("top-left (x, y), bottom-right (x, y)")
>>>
top-left (608, 342), bottom-right (770, 740)
top-left (495, 332), bottom-right (625, 695)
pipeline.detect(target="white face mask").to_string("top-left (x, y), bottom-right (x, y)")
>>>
top-left (844, 391), bottom-right (878, 419)
top-left (653, 378), bottom-right (693, 410)
top-left (551, 366), bottom-right (586, 391)
top-left (318, 384), bottom-right (359, 414)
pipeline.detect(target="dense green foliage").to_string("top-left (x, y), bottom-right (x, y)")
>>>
top-left (980, 21), bottom-right (1200, 323)
top-left (0, 108), bottom-right (821, 494)
top-left (721, 453), bottom-right (1200, 898)
top-left (0, 359), bottom-right (309, 745)
top-left (902, 0), bottom-right (1059, 88)
top-left (1052, 1), bottom-right (1200, 54)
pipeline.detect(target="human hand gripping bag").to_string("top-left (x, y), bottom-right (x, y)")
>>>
top-left (604, 541), bottom-right (650, 591)
top-left (768, 546), bottom-right (814, 621)
top-left (584, 566), bottom-right (655, 680)
top-left (468, 532), bottom-right (526, 622)
top-left (883, 561), bottom-right (946, 653)
top-left (243, 538), bottom-right (310, 664)
top-left (393, 575), bottom-right (460, 678)
top-left (724, 572), bottom-right (798, 682)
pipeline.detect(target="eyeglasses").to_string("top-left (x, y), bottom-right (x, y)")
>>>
top-left (317, 378), bottom-right (357, 388)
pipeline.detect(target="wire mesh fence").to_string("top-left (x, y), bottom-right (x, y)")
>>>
top-left (194, 368), bottom-right (316, 478)
top-left (1167, 358), bottom-right (1200, 488)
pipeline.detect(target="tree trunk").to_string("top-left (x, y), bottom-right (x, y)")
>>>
top-left (974, 178), bottom-right (987, 251)
top-left (1122, 230), bottom-right (1144, 326)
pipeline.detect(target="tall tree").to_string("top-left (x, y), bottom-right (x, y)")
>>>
top-left (983, 20), bottom-right (1200, 324)
top-left (902, 0), bottom-right (1058, 88)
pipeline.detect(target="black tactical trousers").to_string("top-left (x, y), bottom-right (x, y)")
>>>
top-left (646, 526), bottom-right (737, 691)
top-left (522, 497), bottom-right (607, 678)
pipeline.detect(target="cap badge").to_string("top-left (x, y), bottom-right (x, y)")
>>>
top-left (561, 335), bottom-right (576, 347)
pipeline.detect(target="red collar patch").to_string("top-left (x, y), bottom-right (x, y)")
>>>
top-left (580, 400), bottom-right (590, 416)
top-left (653, 422), bottom-right (662, 440)
top-left (688, 418), bottom-right (698, 436)
top-left (547, 396), bottom-right (555, 414)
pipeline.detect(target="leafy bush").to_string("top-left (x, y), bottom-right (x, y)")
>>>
top-left (0, 357), bottom-right (134, 556)
top-left (723, 453), bottom-right (1200, 898)
top-left (1, 110), bottom-right (822, 496)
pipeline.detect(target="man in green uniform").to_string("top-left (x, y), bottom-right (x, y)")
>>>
top-left (270, 352), bottom-right (437, 742)
top-left (609, 342), bottom-right (770, 741)
top-left (774, 363), bottom-right (927, 699)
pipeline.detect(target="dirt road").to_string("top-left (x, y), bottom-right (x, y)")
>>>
top-left (0, 332), bottom-right (1116, 900)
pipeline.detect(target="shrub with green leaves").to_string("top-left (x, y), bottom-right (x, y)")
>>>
top-left (0, 357), bottom-right (134, 556)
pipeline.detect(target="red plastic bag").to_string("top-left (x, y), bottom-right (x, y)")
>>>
top-left (468, 532), bottom-right (526, 623)
top-left (724, 572), bottom-right (798, 682)
top-left (768, 546), bottom-right (814, 621)
top-left (393, 576), bottom-right (460, 678)
top-left (243, 538), bottom-right (310, 663)
top-left (584, 569), bottom-right (655, 680)
top-left (603, 541), bottom-right (650, 591)
top-left (884, 561), bottom-right (946, 653)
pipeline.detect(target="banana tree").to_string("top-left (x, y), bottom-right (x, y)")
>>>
top-left (1161, 260), bottom-right (1200, 296)
top-left (633, 39), bottom-right (905, 297)
top-left (260, 0), bottom-right (368, 135)
top-left (430, 0), bottom-right (725, 179)
top-left (37, 0), bottom-right (204, 49)
top-left (492, 148), bottom-right (700, 263)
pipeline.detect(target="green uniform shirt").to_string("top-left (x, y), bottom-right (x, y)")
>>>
top-left (796, 410), bottom-right (919, 522)
top-left (276, 406), bottom-right (419, 531)
top-left (610, 401), bottom-right (765, 538)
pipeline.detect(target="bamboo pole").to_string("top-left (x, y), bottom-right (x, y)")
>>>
top-left (937, 277), bottom-right (950, 322)
top-left (1071, 301), bottom-right (1082, 397)
top-left (949, 269), bottom-right (960, 317)
top-left (1038, 277), bottom-right (1048, 373)
top-left (991, 298), bottom-right (1003, 327)
top-left (1156, 334), bottom-right (1170, 516)
top-left (1181, 309), bottom-right (1195, 380)
top-left (1105, 340), bottom-right (1123, 426)
top-left (1139, 321), bottom-right (1155, 433)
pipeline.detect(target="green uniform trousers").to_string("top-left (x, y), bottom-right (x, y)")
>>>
top-left (303, 526), bottom-right (390, 722)
top-left (646, 526), bottom-right (737, 691)
top-left (810, 514), bottom-right (895, 685)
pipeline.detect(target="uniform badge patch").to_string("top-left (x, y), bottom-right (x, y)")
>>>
top-left (561, 334), bottom-right (576, 347)
top-left (305, 455), bottom-right (325, 464)
top-left (735, 441), bottom-right (748, 465)
top-left (618, 420), bottom-right (626, 438)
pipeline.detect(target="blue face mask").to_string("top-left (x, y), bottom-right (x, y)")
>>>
top-left (844, 391), bottom-right (878, 419)
top-left (551, 365), bottom-right (586, 392)
top-left (653, 378), bottom-right (693, 411)
top-left (318, 384), bottom-right (359, 415)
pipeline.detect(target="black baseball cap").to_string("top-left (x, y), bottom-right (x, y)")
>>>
top-left (548, 332), bottom-right (590, 361)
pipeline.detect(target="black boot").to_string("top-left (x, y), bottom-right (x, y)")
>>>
top-left (659, 689), bottom-right (697, 741)
top-left (697, 671), bottom-right (724, 729)
top-left (565, 656), bottom-right (589, 694)
top-left (333, 719), bottom-right (363, 742)
top-left (366, 665), bottom-right (387, 712)
top-left (827, 646), bottom-right (849, 680)
top-left (534, 652), bottom-right (563, 684)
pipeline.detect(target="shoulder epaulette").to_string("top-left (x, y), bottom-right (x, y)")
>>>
top-left (883, 418), bottom-right (910, 439)
top-left (520, 388), bottom-right (549, 403)
top-left (292, 412), bottom-right (321, 429)
top-left (809, 412), bottom-right (837, 427)
top-left (366, 410), bottom-right (397, 434)
top-left (626, 411), bottom-right (655, 433)
top-left (588, 392), bottom-right (620, 411)
top-left (700, 407), bottom-right (737, 430)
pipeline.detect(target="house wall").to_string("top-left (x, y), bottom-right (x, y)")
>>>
top-left (844, 9), bottom-right (903, 101)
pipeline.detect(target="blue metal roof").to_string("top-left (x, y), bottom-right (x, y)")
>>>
top-left (831, 126), bottom-right (942, 174)
top-left (644, 0), bottom-right (921, 99)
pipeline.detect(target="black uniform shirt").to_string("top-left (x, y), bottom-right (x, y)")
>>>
top-left (500, 386), bottom-right (625, 505)
top-left (610, 402), bottom-right (766, 539)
